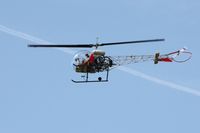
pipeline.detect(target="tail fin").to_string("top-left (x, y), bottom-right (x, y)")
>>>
top-left (154, 53), bottom-right (160, 64)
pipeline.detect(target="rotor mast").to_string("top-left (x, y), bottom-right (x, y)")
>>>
top-left (95, 37), bottom-right (99, 49)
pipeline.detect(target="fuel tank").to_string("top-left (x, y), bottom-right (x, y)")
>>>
top-left (92, 49), bottom-right (105, 56)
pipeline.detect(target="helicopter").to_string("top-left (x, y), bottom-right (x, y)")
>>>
top-left (28, 39), bottom-right (192, 83)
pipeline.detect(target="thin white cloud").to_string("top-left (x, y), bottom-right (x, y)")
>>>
top-left (0, 24), bottom-right (199, 96)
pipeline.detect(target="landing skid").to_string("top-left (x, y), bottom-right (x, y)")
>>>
top-left (71, 79), bottom-right (108, 83)
top-left (72, 69), bottom-right (109, 83)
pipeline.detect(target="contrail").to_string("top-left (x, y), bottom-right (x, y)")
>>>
top-left (0, 24), bottom-right (199, 96)
top-left (0, 25), bottom-right (75, 54)
top-left (118, 66), bottom-right (200, 96)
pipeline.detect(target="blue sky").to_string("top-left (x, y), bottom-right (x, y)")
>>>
top-left (0, 0), bottom-right (200, 133)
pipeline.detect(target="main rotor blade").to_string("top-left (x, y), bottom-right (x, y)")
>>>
top-left (100, 39), bottom-right (165, 46)
top-left (28, 44), bottom-right (94, 48)
top-left (28, 39), bottom-right (165, 48)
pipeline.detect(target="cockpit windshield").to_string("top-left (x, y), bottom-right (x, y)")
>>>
top-left (72, 50), bottom-right (91, 67)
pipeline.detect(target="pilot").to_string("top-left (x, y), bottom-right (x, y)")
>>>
top-left (81, 53), bottom-right (90, 64)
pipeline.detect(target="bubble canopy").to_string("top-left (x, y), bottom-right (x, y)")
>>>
top-left (72, 50), bottom-right (91, 67)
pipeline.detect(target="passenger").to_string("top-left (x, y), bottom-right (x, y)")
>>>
top-left (75, 58), bottom-right (81, 65)
top-left (85, 53), bottom-right (90, 58)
